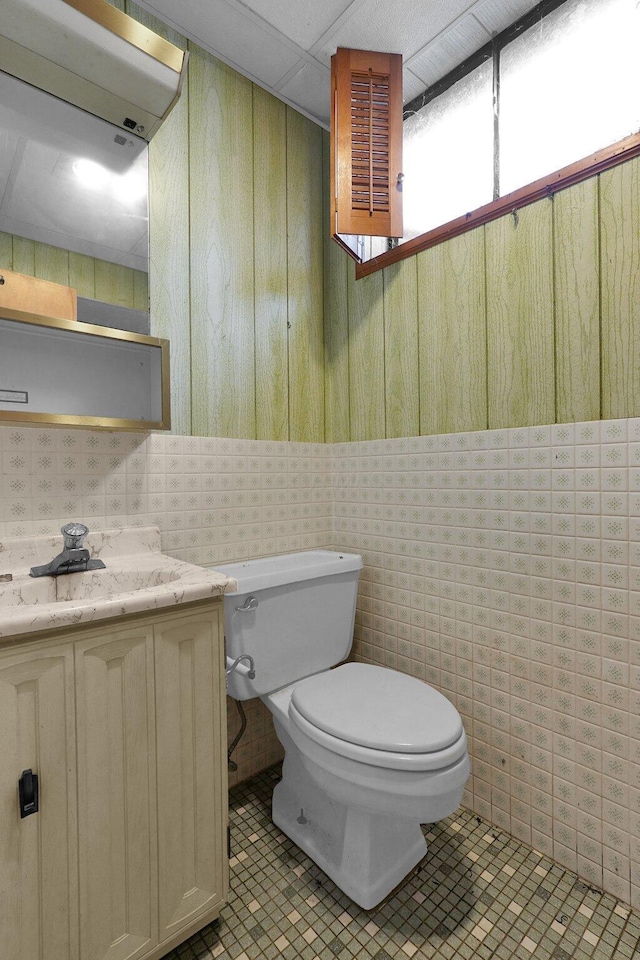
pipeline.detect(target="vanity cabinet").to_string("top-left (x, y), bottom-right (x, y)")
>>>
top-left (0, 600), bottom-right (228, 960)
top-left (0, 641), bottom-right (79, 960)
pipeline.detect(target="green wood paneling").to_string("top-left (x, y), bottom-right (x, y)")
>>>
top-left (189, 49), bottom-right (255, 439)
top-left (0, 232), bottom-right (13, 270)
top-left (253, 88), bottom-right (288, 442)
top-left (323, 137), bottom-right (350, 444)
top-left (34, 241), bottom-right (69, 286)
top-left (384, 260), bottom-right (419, 438)
top-left (94, 261), bottom-right (135, 308)
top-left (600, 156), bottom-right (640, 420)
top-left (348, 267), bottom-right (385, 440)
top-left (12, 238), bottom-right (35, 276)
top-left (486, 200), bottom-right (555, 429)
top-left (554, 178), bottom-right (600, 424)
top-left (0, 235), bottom-right (144, 310)
top-left (132, 270), bottom-right (149, 312)
top-left (286, 108), bottom-right (324, 443)
top-left (68, 253), bottom-right (96, 299)
top-left (417, 230), bottom-right (487, 436)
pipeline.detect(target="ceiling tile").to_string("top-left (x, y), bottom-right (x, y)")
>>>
top-left (142, 0), bottom-right (301, 87)
top-left (409, 14), bottom-right (492, 88)
top-left (313, 0), bottom-right (478, 67)
top-left (137, 0), bottom-right (545, 129)
top-left (278, 62), bottom-right (332, 127)
top-left (237, 0), bottom-right (356, 51)
top-left (402, 69), bottom-right (429, 104)
top-left (472, 0), bottom-right (541, 35)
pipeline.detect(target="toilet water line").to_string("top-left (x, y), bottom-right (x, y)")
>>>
top-left (227, 699), bottom-right (247, 772)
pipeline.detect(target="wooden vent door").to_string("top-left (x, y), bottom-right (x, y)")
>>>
top-left (331, 47), bottom-right (403, 253)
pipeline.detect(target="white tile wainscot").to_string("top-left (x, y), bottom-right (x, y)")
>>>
top-left (2, 419), bottom-right (640, 908)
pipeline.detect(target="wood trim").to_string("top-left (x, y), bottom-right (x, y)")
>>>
top-left (62, 0), bottom-right (185, 73)
top-left (355, 129), bottom-right (640, 278)
top-left (0, 306), bottom-right (171, 431)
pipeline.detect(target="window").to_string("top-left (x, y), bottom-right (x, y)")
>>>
top-left (346, 0), bottom-right (640, 277)
top-left (499, 0), bottom-right (640, 194)
top-left (403, 60), bottom-right (493, 239)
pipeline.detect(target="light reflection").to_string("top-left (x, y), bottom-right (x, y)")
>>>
top-left (72, 154), bottom-right (147, 205)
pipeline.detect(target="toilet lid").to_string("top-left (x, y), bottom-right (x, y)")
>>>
top-left (290, 663), bottom-right (463, 754)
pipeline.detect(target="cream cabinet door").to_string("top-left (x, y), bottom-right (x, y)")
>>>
top-left (0, 641), bottom-right (78, 960)
top-left (75, 625), bottom-right (158, 960)
top-left (154, 606), bottom-right (228, 941)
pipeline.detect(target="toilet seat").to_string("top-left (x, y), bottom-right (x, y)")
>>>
top-left (287, 663), bottom-right (467, 772)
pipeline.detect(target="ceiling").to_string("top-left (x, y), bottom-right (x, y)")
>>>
top-left (134, 0), bottom-right (542, 128)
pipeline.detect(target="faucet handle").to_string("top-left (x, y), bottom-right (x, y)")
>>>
top-left (61, 522), bottom-right (89, 550)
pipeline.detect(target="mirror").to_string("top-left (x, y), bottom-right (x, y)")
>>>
top-left (0, 69), bottom-right (149, 330)
top-left (0, 308), bottom-right (169, 429)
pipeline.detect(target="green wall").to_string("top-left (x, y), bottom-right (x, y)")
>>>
top-left (133, 4), bottom-right (324, 440)
top-left (325, 154), bottom-right (640, 442)
top-left (0, 233), bottom-right (148, 312)
top-left (12, 0), bottom-right (640, 444)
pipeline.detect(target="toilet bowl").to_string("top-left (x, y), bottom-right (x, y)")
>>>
top-left (213, 550), bottom-right (470, 909)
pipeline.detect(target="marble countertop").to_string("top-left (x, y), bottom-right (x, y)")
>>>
top-left (0, 526), bottom-right (237, 640)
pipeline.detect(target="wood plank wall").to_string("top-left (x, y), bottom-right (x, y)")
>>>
top-left (0, 234), bottom-right (148, 312)
top-left (2, 0), bottom-right (325, 442)
top-left (127, 3), bottom-right (325, 441)
top-left (325, 150), bottom-right (640, 441)
top-left (19, 0), bottom-right (637, 443)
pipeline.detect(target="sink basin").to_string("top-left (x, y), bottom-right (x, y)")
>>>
top-left (0, 576), bottom-right (56, 608)
top-left (0, 525), bottom-right (237, 640)
top-left (56, 566), bottom-right (181, 602)
top-left (0, 566), bottom-right (181, 608)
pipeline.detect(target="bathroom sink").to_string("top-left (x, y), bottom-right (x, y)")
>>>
top-left (0, 566), bottom-right (181, 608)
top-left (55, 565), bottom-right (181, 602)
top-left (0, 575), bottom-right (57, 608)
top-left (0, 526), bottom-right (237, 640)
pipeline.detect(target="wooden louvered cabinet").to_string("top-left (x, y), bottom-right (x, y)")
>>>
top-left (0, 600), bottom-right (228, 960)
top-left (330, 46), bottom-right (403, 252)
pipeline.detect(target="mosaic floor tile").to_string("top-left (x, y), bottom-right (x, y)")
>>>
top-left (161, 766), bottom-right (640, 960)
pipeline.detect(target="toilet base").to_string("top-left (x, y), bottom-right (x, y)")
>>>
top-left (272, 750), bottom-right (428, 910)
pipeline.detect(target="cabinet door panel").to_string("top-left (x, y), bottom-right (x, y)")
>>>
top-left (0, 644), bottom-right (77, 960)
top-left (76, 629), bottom-right (157, 960)
top-left (155, 608), bottom-right (228, 939)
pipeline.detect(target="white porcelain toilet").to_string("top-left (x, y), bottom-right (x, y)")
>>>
top-left (216, 550), bottom-right (470, 909)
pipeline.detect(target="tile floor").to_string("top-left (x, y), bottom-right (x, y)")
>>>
top-left (164, 766), bottom-right (640, 960)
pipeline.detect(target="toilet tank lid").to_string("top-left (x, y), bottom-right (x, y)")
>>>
top-left (291, 663), bottom-right (463, 754)
top-left (208, 550), bottom-right (362, 593)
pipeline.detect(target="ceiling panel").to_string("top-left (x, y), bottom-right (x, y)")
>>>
top-left (278, 62), bottom-right (333, 126)
top-left (472, 0), bottom-right (542, 35)
top-left (402, 69), bottom-right (430, 105)
top-left (313, 0), bottom-right (480, 67)
top-left (238, 0), bottom-right (356, 50)
top-left (141, 0), bottom-right (302, 87)
top-left (134, 0), bottom-right (545, 129)
top-left (409, 13), bottom-right (492, 88)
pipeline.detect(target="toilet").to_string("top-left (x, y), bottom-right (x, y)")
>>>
top-left (215, 550), bottom-right (470, 909)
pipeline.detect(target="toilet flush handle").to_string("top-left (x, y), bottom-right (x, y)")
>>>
top-left (235, 595), bottom-right (258, 612)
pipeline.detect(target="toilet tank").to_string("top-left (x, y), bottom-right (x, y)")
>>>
top-left (209, 551), bottom-right (362, 700)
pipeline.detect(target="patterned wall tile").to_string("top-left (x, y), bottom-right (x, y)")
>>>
top-left (4, 416), bottom-right (640, 908)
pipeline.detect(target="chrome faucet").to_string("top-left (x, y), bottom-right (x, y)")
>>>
top-left (29, 522), bottom-right (106, 578)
